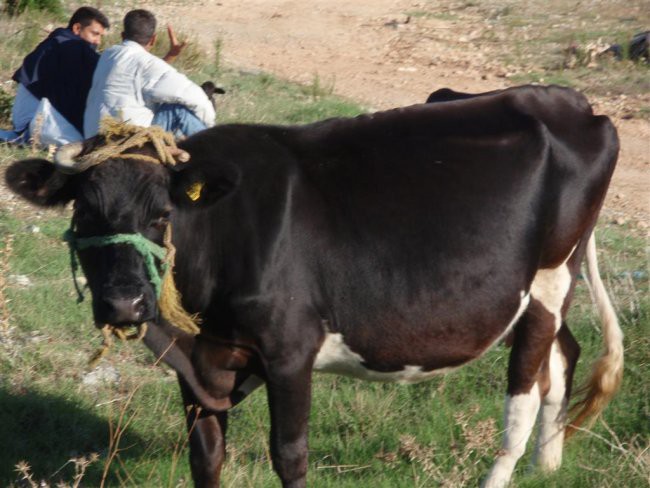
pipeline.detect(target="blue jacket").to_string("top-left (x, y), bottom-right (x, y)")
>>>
top-left (12, 28), bottom-right (99, 134)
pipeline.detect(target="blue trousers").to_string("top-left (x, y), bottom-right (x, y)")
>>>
top-left (0, 128), bottom-right (29, 145)
top-left (151, 104), bottom-right (207, 138)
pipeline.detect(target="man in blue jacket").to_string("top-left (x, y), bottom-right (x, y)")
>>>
top-left (1, 6), bottom-right (110, 144)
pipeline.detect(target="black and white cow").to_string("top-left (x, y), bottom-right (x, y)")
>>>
top-left (6, 85), bottom-right (623, 488)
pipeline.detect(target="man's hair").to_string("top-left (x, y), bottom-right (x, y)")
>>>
top-left (123, 9), bottom-right (157, 45)
top-left (67, 6), bottom-right (110, 30)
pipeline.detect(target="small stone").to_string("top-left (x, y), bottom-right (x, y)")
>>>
top-left (8, 275), bottom-right (33, 288)
top-left (614, 217), bottom-right (627, 225)
top-left (26, 225), bottom-right (40, 234)
top-left (82, 365), bottom-right (120, 388)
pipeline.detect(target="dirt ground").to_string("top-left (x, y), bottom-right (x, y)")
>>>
top-left (143, 0), bottom-right (648, 229)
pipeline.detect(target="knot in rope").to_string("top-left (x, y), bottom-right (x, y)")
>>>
top-left (76, 117), bottom-right (188, 169)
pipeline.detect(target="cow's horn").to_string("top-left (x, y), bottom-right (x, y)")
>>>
top-left (170, 147), bottom-right (190, 163)
top-left (53, 142), bottom-right (85, 174)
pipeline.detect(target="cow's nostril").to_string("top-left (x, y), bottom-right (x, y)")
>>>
top-left (132, 294), bottom-right (145, 317)
top-left (103, 293), bottom-right (147, 324)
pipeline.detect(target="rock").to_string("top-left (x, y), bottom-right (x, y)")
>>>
top-left (383, 14), bottom-right (410, 28)
top-left (8, 275), bottom-right (33, 288)
top-left (25, 225), bottom-right (40, 234)
top-left (82, 365), bottom-right (120, 388)
top-left (28, 331), bottom-right (46, 343)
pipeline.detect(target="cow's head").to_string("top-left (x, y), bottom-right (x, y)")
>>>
top-left (5, 128), bottom-right (239, 330)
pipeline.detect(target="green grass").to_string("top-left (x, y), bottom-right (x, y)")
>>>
top-left (0, 5), bottom-right (648, 488)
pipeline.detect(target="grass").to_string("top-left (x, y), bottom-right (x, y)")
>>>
top-left (0, 4), bottom-right (648, 487)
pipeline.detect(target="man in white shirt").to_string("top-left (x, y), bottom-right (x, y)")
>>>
top-left (84, 9), bottom-right (215, 139)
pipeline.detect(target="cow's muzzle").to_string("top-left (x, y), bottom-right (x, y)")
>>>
top-left (98, 292), bottom-right (148, 326)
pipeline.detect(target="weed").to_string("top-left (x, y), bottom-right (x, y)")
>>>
top-left (13, 453), bottom-right (99, 488)
top-left (213, 37), bottom-right (224, 74)
top-left (301, 73), bottom-right (336, 99)
top-left (4, 0), bottom-right (63, 18)
top-left (0, 233), bottom-right (12, 324)
top-left (0, 88), bottom-right (13, 127)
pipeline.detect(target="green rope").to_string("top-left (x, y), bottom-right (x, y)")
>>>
top-left (63, 229), bottom-right (169, 300)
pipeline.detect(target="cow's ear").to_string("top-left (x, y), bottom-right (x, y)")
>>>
top-left (169, 161), bottom-right (241, 208)
top-left (5, 159), bottom-right (76, 207)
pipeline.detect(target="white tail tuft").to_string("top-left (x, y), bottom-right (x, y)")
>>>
top-left (566, 231), bottom-right (624, 438)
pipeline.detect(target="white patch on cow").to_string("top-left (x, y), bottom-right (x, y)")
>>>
top-left (313, 332), bottom-right (453, 383)
top-left (490, 290), bottom-right (530, 348)
top-left (530, 248), bottom-right (575, 332)
top-left (313, 291), bottom-right (530, 384)
top-left (534, 341), bottom-right (567, 471)
top-left (482, 386), bottom-right (541, 488)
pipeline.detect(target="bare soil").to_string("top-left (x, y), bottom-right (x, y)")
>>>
top-left (145, 0), bottom-right (648, 230)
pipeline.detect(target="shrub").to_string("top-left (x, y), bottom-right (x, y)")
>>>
top-left (4, 0), bottom-right (63, 17)
top-left (0, 88), bottom-right (13, 127)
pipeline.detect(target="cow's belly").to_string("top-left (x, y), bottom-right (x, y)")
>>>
top-left (313, 332), bottom-right (458, 382)
top-left (313, 291), bottom-right (530, 384)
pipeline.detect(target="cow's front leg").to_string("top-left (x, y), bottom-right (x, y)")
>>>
top-left (265, 357), bottom-right (314, 488)
top-left (179, 378), bottom-right (228, 487)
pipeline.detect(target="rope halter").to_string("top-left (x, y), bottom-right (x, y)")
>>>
top-left (56, 118), bottom-right (201, 365)
top-left (53, 117), bottom-right (190, 174)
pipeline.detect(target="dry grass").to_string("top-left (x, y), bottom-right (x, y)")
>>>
top-left (14, 453), bottom-right (99, 488)
top-left (376, 404), bottom-right (498, 487)
top-left (0, 234), bottom-right (15, 355)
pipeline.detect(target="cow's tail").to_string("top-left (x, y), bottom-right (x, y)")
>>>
top-left (565, 231), bottom-right (624, 439)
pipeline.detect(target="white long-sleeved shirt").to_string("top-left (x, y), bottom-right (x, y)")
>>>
top-left (84, 40), bottom-right (215, 137)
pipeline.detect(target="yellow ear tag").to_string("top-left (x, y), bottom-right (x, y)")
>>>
top-left (186, 181), bottom-right (204, 201)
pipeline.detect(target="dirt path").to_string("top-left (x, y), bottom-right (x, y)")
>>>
top-left (151, 0), bottom-right (648, 226)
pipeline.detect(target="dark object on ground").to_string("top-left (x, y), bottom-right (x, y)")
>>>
top-left (603, 44), bottom-right (623, 61)
top-left (629, 31), bottom-right (649, 62)
top-left (201, 81), bottom-right (226, 108)
top-left (605, 31), bottom-right (649, 63)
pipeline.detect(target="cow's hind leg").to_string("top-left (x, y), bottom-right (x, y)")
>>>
top-left (484, 260), bottom-right (573, 488)
top-left (482, 299), bottom-right (556, 488)
top-left (533, 323), bottom-right (580, 471)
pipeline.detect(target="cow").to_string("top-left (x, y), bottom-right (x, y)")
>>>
top-left (5, 84), bottom-right (622, 488)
